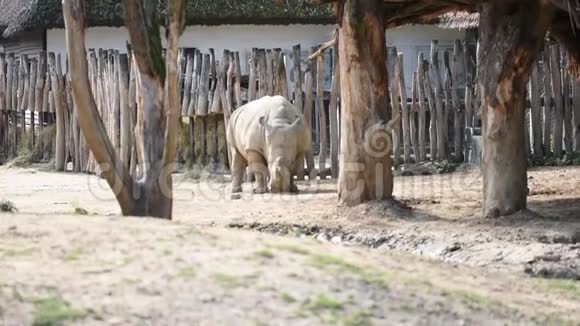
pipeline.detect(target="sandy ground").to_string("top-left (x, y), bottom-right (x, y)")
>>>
top-left (0, 165), bottom-right (579, 325)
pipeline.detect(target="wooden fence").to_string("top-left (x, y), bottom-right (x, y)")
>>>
top-left (0, 40), bottom-right (579, 178)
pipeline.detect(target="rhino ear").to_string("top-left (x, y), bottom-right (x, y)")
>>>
top-left (259, 116), bottom-right (273, 133)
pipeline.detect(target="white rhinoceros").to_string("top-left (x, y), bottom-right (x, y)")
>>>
top-left (226, 95), bottom-right (312, 194)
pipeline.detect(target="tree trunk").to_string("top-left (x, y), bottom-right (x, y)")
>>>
top-left (478, 1), bottom-right (553, 218)
top-left (337, 0), bottom-right (393, 206)
top-left (63, 0), bottom-right (185, 219)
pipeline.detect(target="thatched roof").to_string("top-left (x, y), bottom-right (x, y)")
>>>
top-left (0, 0), bottom-right (335, 39)
top-left (435, 12), bottom-right (479, 29)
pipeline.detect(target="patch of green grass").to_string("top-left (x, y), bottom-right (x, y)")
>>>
top-left (63, 248), bottom-right (84, 262)
top-left (0, 247), bottom-right (36, 257)
top-left (309, 254), bottom-right (364, 274)
top-left (177, 267), bottom-right (196, 280)
top-left (69, 200), bottom-right (89, 215)
top-left (309, 254), bottom-right (395, 290)
top-left (162, 248), bottom-right (172, 256)
top-left (123, 278), bottom-right (140, 285)
top-left (255, 249), bottom-right (275, 259)
top-left (303, 294), bottom-right (344, 313)
top-left (342, 311), bottom-right (373, 326)
top-left (32, 296), bottom-right (91, 326)
top-left (0, 199), bottom-right (18, 213)
top-left (211, 273), bottom-right (257, 289)
top-left (400, 303), bottom-right (415, 313)
top-left (270, 244), bottom-right (310, 256)
top-left (281, 293), bottom-right (297, 303)
top-left (542, 279), bottom-right (580, 299)
top-left (442, 289), bottom-right (504, 311)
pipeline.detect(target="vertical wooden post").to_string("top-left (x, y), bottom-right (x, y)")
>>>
top-left (188, 117), bottom-right (196, 166)
top-left (258, 49), bottom-right (268, 99)
top-left (211, 50), bottom-right (228, 115)
top-left (543, 47), bottom-right (553, 155)
top-left (196, 53), bottom-right (210, 117)
top-left (49, 53), bottom-right (66, 171)
top-left (562, 53), bottom-right (573, 154)
top-left (180, 49), bottom-right (194, 116)
top-left (234, 52), bottom-right (242, 109)
top-left (29, 58), bottom-right (37, 147)
top-left (248, 48), bottom-right (258, 102)
top-left (410, 72), bottom-right (420, 162)
top-left (34, 51), bottom-right (47, 144)
top-left (550, 44), bottom-right (563, 157)
top-left (274, 50), bottom-right (289, 99)
top-left (430, 41), bottom-right (447, 160)
top-left (397, 53), bottom-right (411, 163)
top-left (112, 52), bottom-right (121, 157)
top-left (187, 50), bottom-right (202, 117)
top-left (443, 50), bottom-right (453, 159)
top-left (208, 49), bottom-right (217, 112)
top-left (452, 41), bottom-right (465, 161)
top-left (529, 62), bottom-right (544, 158)
top-left (416, 53), bottom-right (427, 161)
top-left (266, 49), bottom-right (274, 96)
top-left (337, 0), bottom-right (393, 205)
top-left (293, 44), bottom-right (306, 180)
top-left (389, 48), bottom-right (401, 166)
top-left (574, 75), bottom-right (580, 151)
top-left (0, 54), bottom-right (4, 157)
top-left (212, 116), bottom-right (219, 164)
top-left (304, 48), bottom-right (316, 176)
top-left (329, 47), bottom-right (340, 178)
top-left (316, 53), bottom-right (327, 177)
top-left (0, 53), bottom-right (5, 113)
top-left (201, 118), bottom-right (207, 165)
top-left (423, 61), bottom-right (437, 160)
top-left (119, 54), bottom-right (131, 167)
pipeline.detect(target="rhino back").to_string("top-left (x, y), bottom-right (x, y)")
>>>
top-left (228, 96), bottom-right (297, 156)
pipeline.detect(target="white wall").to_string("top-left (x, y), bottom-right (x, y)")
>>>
top-left (47, 24), bottom-right (465, 91)
top-left (48, 25), bottom-right (336, 74)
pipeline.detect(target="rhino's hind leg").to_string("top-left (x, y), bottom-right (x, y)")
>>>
top-left (231, 148), bottom-right (247, 193)
top-left (247, 151), bottom-right (269, 194)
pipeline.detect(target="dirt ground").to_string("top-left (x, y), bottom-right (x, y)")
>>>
top-left (0, 164), bottom-right (579, 325)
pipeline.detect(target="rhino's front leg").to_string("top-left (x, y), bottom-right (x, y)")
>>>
top-left (290, 152), bottom-right (305, 193)
top-left (247, 151), bottom-right (268, 194)
top-left (231, 148), bottom-right (247, 193)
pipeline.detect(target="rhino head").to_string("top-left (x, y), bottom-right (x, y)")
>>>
top-left (259, 116), bottom-right (304, 193)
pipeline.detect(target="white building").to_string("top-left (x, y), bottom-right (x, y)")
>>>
top-left (0, 0), bottom-right (476, 91)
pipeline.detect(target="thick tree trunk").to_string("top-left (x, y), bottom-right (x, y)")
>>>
top-left (337, 0), bottom-right (394, 206)
top-left (63, 0), bottom-right (185, 219)
top-left (478, 1), bottom-right (553, 218)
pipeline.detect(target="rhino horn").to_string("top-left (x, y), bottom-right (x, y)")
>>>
top-left (288, 116), bottom-right (303, 131)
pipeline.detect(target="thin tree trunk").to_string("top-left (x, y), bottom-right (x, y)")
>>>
top-left (337, 0), bottom-right (393, 206)
top-left (479, 1), bottom-right (553, 218)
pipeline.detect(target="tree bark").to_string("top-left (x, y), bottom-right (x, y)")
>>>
top-left (478, 1), bottom-right (553, 218)
top-left (63, 0), bottom-right (185, 219)
top-left (337, 0), bottom-right (394, 206)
